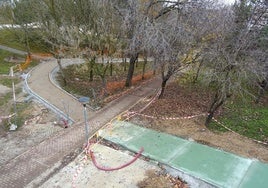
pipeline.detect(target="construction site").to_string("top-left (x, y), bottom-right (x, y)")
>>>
top-left (0, 47), bottom-right (267, 188)
top-left (0, 0), bottom-right (268, 187)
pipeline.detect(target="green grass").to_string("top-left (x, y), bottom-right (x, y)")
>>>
top-left (0, 77), bottom-right (20, 87)
top-left (209, 99), bottom-right (268, 142)
top-left (0, 87), bottom-right (21, 107)
top-left (180, 68), bottom-right (268, 143)
top-left (0, 87), bottom-right (29, 130)
top-left (0, 29), bottom-right (25, 51)
top-left (0, 61), bottom-right (14, 74)
top-left (0, 28), bottom-right (51, 53)
top-left (0, 49), bottom-right (22, 74)
top-left (1, 101), bottom-right (33, 130)
top-left (0, 91), bottom-right (12, 106)
top-left (0, 48), bottom-right (40, 75)
top-left (10, 102), bottom-right (32, 128)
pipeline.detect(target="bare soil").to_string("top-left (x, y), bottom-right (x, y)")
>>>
top-left (128, 81), bottom-right (268, 163)
top-left (0, 95), bottom-right (63, 166)
top-left (137, 169), bottom-right (188, 188)
top-left (0, 84), bottom-right (11, 95)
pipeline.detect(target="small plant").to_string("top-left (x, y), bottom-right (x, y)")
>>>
top-left (9, 102), bottom-right (33, 129)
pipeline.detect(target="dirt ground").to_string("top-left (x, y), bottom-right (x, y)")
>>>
top-left (0, 102), bottom-right (64, 166)
top-left (1, 77), bottom-right (267, 187)
top-left (137, 169), bottom-right (188, 188)
top-left (0, 84), bottom-right (11, 95)
top-left (128, 82), bottom-right (268, 163)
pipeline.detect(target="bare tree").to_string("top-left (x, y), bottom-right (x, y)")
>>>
top-left (144, 0), bottom-right (217, 98)
top-left (112, 0), bottom-right (151, 87)
top-left (202, 0), bottom-right (268, 125)
top-left (7, 0), bottom-right (40, 56)
top-left (33, 0), bottom-right (83, 86)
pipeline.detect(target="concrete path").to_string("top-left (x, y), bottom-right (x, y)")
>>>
top-left (0, 77), bottom-right (161, 188)
top-left (0, 46), bottom-right (162, 187)
top-left (99, 121), bottom-right (268, 188)
top-left (27, 58), bottom-right (85, 123)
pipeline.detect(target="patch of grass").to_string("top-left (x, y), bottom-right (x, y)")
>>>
top-left (0, 87), bottom-right (21, 107)
top-left (0, 50), bottom-right (22, 74)
top-left (2, 102), bottom-right (32, 130)
top-left (0, 61), bottom-right (14, 74)
top-left (207, 121), bottom-right (229, 133)
top-left (0, 29), bottom-right (25, 51)
top-left (0, 77), bottom-right (20, 87)
top-left (10, 102), bottom-right (32, 128)
top-left (180, 68), bottom-right (268, 142)
top-left (0, 91), bottom-right (12, 106)
top-left (0, 49), bottom-right (40, 74)
top-left (210, 99), bottom-right (268, 142)
top-left (0, 28), bottom-right (51, 53)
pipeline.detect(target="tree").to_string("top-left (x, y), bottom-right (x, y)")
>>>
top-left (202, 0), bottom-right (268, 126)
top-left (10, 0), bottom-right (39, 55)
top-left (33, 0), bottom-right (87, 86)
top-left (144, 0), bottom-right (216, 98)
top-left (0, 2), bottom-right (13, 24)
top-left (112, 0), bottom-right (151, 87)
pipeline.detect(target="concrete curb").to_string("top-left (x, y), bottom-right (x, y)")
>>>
top-left (24, 62), bottom-right (75, 124)
top-left (48, 59), bottom-right (83, 101)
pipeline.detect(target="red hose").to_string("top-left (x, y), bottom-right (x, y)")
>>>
top-left (90, 147), bottom-right (144, 171)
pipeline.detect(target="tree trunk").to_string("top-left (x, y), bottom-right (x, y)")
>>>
top-left (193, 60), bottom-right (203, 83)
top-left (90, 69), bottom-right (93, 81)
top-left (24, 25), bottom-right (31, 57)
top-left (125, 53), bottom-right (138, 87)
top-left (98, 65), bottom-right (109, 97)
top-left (123, 57), bottom-right (127, 72)
top-left (101, 76), bottom-right (108, 96)
top-left (159, 78), bottom-right (168, 99)
top-left (158, 66), bottom-right (173, 99)
top-left (110, 62), bottom-right (113, 76)
top-left (142, 55), bottom-right (147, 80)
top-left (136, 57), bottom-right (139, 67)
top-left (121, 51), bottom-right (127, 71)
top-left (153, 59), bottom-right (157, 75)
top-left (256, 79), bottom-right (268, 104)
top-left (89, 57), bottom-right (95, 82)
top-left (205, 92), bottom-right (224, 126)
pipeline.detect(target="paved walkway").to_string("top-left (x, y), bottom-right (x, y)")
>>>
top-left (0, 52), bottom-right (161, 187)
top-left (27, 58), bottom-right (85, 123)
top-left (0, 79), bottom-right (161, 187)
top-left (99, 121), bottom-right (268, 188)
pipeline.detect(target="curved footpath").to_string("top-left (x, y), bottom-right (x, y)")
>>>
top-left (26, 58), bottom-right (85, 123)
top-left (0, 57), bottom-right (161, 188)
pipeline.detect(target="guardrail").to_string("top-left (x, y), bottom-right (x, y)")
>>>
top-left (23, 68), bottom-right (75, 125)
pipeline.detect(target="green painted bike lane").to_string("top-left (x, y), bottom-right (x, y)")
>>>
top-left (99, 121), bottom-right (268, 188)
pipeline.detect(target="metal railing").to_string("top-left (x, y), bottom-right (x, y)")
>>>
top-left (23, 67), bottom-right (74, 125)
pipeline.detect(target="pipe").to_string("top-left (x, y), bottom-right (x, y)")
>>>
top-left (90, 147), bottom-right (144, 171)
